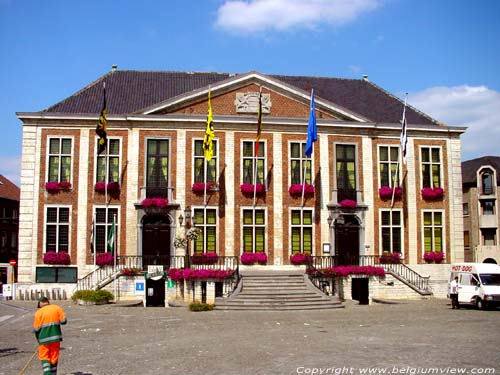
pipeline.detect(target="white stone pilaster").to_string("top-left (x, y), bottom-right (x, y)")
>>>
top-left (76, 130), bottom-right (89, 267)
top-left (319, 134), bottom-right (330, 248)
top-left (362, 136), bottom-right (374, 254)
top-left (273, 133), bottom-right (283, 264)
top-left (448, 138), bottom-right (464, 263)
top-left (406, 138), bottom-right (418, 263)
top-left (127, 129), bottom-right (140, 256)
top-left (224, 133), bottom-right (235, 256)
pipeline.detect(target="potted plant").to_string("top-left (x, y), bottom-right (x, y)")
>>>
top-left (72, 289), bottom-right (114, 305)
top-left (186, 228), bottom-right (201, 241)
top-left (173, 237), bottom-right (187, 249)
top-left (43, 251), bottom-right (71, 265)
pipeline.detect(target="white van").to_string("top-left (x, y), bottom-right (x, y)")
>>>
top-left (450, 263), bottom-right (500, 309)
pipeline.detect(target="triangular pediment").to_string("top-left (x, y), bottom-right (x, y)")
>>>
top-left (136, 71), bottom-right (368, 122)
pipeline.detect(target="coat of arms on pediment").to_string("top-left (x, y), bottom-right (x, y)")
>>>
top-left (235, 92), bottom-right (271, 114)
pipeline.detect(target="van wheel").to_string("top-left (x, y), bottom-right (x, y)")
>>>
top-left (476, 298), bottom-right (486, 310)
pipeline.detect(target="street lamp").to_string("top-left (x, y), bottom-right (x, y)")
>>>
top-left (184, 206), bottom-right (191, 228)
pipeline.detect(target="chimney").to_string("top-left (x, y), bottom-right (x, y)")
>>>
top-left (362, 74), bottom-right (369, 81)
top-left (111, 64), bottom-right (118, 72)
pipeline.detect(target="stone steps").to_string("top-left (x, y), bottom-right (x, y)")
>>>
top-left (215, 271), bottom-right (343, 311)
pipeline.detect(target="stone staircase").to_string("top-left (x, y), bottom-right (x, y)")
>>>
top-left (215, 270), bottom-right (343, 311)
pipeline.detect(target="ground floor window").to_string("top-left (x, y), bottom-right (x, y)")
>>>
top-left (290, 209), bottom-right (313, 254)
top-left (380, 209), bottom-right (402, 253)
top-left (242, 209), bottom-right (265, 252)
top-left (94, 207), bottom-right (119, 253)
top-left (35, 266), bottom-right (77, 283)
top-left (193, 208), bottom-right (217, 253)
top-left (423, 211), bottom-right (443, 252)
top-left (45, 206), bottom-right (70, 253)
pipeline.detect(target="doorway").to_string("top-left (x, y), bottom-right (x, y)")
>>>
top-left (335, 215), bottom-right (360, 265)
top-left (142, 215), bottom-right (171, 269)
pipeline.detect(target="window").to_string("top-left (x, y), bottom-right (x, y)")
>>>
top-left (36, 267), bottom-right (77, 283)
top-left (336, 144), bottom-right (356, 201)
top-left (146, 139), bottom-right (169, 197)
top-left (481, 200), bottom-right (495, 215)
top-left (45, 206), bottom-right (70, 252)
top-left (194, 140), bottom-right (217, 183)
top-left (290, 142), bottom-right (312, 185)
top-left (242, 209), bottom-right (265, 253)
top-left (0, 231), bottom-right (6, 248)
top-left (242, 141), bottom-right (265, 185)
top-left (379, 146), bottom-right (400, 187)
top-left (481, 170), bottom-right (494, 195)
top-left (423, 211), bottom-right (443, 252)
top-left (464, 231), bottom-right (470, 248)
top-left (290, 209), bottom-right (313, 254)
top-left (193, 208), bottom-right (217, 253)
top-left (96, 139), bottom-right (120, 183)
top-left (421, 147), bottom-right (441, 188)
top-left (11, 231), bottom-right (17, 248)
top-left (94, 207), bottom-right (119, 253)
top-left (380, 210), bottom-right (402, 253)
top-left (48, 138), bottom-right (72, 183)
top-left (482, 229), bottom-right (497, 246)
top-left (463, 203), bottom-right (469, 216)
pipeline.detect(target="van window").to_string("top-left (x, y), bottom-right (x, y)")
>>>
top-left (479, 274), bottom-right (500, 286)
top-left (460, 274), bottom-right (471, 285)
top-left (470, 274), bottom-right (479, 286)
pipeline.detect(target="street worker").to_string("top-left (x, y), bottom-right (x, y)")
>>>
top-left (33, 296), bottom-right (67, 374)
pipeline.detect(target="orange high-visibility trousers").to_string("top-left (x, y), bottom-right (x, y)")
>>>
top-left (39, 342), bottom-right (60, 374)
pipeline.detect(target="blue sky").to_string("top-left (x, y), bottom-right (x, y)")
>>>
top-left (1, 0), bottom-right (500, 185)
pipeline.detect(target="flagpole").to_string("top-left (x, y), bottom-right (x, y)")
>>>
top-left (113, 214), bottom-right (117, 302)
top-left (93, 213), bottom-right (96, 288)
top-left (391, 94), bottom-right (407, 209)
top-left (301, 162), bottom-right (308, 207)
top-left (253, 86), bottom-right (262, 207)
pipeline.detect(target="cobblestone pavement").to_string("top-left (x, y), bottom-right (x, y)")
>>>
top-left (0, 299), bottom-right (499, 375)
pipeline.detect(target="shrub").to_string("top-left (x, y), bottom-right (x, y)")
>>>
top-left (72, 289), bottom-right (114, 304)
top-left (189, 301), bottom-right (214, 312)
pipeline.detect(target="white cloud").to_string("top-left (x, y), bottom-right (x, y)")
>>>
top-left (0, 155), bottom-right (21, 186)
top-left (215, 0), bottom-right (381, 33)
top-left (409, 85), bottom-right (500, 161)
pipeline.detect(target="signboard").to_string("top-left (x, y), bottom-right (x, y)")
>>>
top-left (2, 284), bottom-right (12, 297)
top-left (147, 265), bottom-right (164, 281)
top-left (135, 281), bottom-right (145, 296)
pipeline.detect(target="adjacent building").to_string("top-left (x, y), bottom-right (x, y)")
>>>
top-left (15, 69), bottom-right (466, 298)
top-left (0, 175), bottom-right (20, 286)
top-left (462, 156), bottom-right (500, 263)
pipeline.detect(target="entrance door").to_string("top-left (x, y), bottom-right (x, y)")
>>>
top-left (335, 215), bottom-right (360, 265)
top-left (142, 215), bottom-right (171, 268)
top-left (145, 277), bottom-right (166, 307)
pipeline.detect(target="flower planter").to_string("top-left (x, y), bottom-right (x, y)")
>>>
top-left (191, 252), bottom-right (219, 265)
top-left (95, 182), bottom-right (120, 195)
top-left (43, 251), bottom-right (71, 265)
top-left (421, 187), bottom-right (444, 201)
top-left (339, 199), bottom-right (357, 208)
top-left (45, 181), bottom-right (72, 194)
top-left (290, 253), bottom-right (312, 265)
top-left (141, 197), bottom-right (169, 209)
top-left (379, 252), bottom-right (401, 264)
top-left (192, 183), bottom-right (214, 194)
top-left (379, 186), bottom-right (402, 201)
top-left (240, 183), bottom-right (265, 196)
top-left (96, 252), bottom-right (114, 267)
top-left (241, 252), bottom-right (267, 265)
top-left (289, 184), bottom-right (315, 198)
top-left (423, 251), bottom-right (444, 263)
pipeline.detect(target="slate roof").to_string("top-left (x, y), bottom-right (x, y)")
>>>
top-left (462, 156), bottom-right (500, 185)
top-left (0, 175), bottom-right (20, 201)
top-left (44, 70), bottom-right (437, 125)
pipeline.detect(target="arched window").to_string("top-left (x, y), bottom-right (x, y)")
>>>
top-left (481, 170), bottom-right (494, 195)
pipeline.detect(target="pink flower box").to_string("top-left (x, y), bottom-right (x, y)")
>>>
top-left (421, 187), bottom-right (444, 201)
top-left (95, 181), bottom-right (120, 194)
top-left (288, 184), bottom-right (315, 197)
top-left (45, 182), bottom-right (61, 194)
top-left (192, 183), bottom-right (214, 193)
top-left (58, 181), bottom-right (72, 189)
top-left (43, 251), bottom-right (71, 265)
top-left (141, 197), bottom-right (169, 208)
top-left (241, 252), bottom-right (268, 265)
top-left (167, 268), bottom-right (235, 281)
top-left (191, 252), bottom-right (219, 265)
top-left (423, 251), bottom-right (444, 263)
top-left (96, 252), bottom-right (114, 266)
top-left (290, 253), bottom-right (312, 265)
top-left (320, 266), bottom-right (385, 277)
top-left (240, 183), bottom-right (265, 195)
top-left (379, 186), bottom-right (402, 200)
top-left (339, 199), bottom-right (357, 208)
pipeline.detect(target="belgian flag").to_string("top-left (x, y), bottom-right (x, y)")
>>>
top-left (96, 84), bottom-right (107, 155)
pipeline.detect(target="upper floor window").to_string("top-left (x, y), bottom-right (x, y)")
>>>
top-left (194, 140), bottom-right (217, 184)
top-left (481, 170), bottom-right (494, 195)
top-left (380, 209), bottom-right (402, 253)
top-left (290, 142), bottom-right (312, 185)
top-left (481, 229), bottom-right (496, 246)
top-left (421, 147), bottom-right (441, 188)
top-left (96, 138), bottom-right (121, 183)
top-left (48, 138), bottom-right (72, 183)
top-left (464, 231), bottom-right (470, 248)
top-left (481, 200), bottom-right (495, 215)
top-left (290, 209), bottom-right (313, 254)
top-left (379, 146), bottom-right (400, 188)
top-left (45, 206), bottom-right (70, 253)
top-left (193, 208), bottom-right (217, 253)
top-left (94, 207), bottom-right (119, 253)
top-left (423, 211), bottom-right (443, 253)
top-left (242, 141), bottom-right (265, 185)
top-left (463, 203), bottom-right (469, 216)
top-left (146, 139), bottom-right (169, 198)
top-left (336, 144), bottom-right (356, 201)
top-left (242, 209), bottom-right (265, 253)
